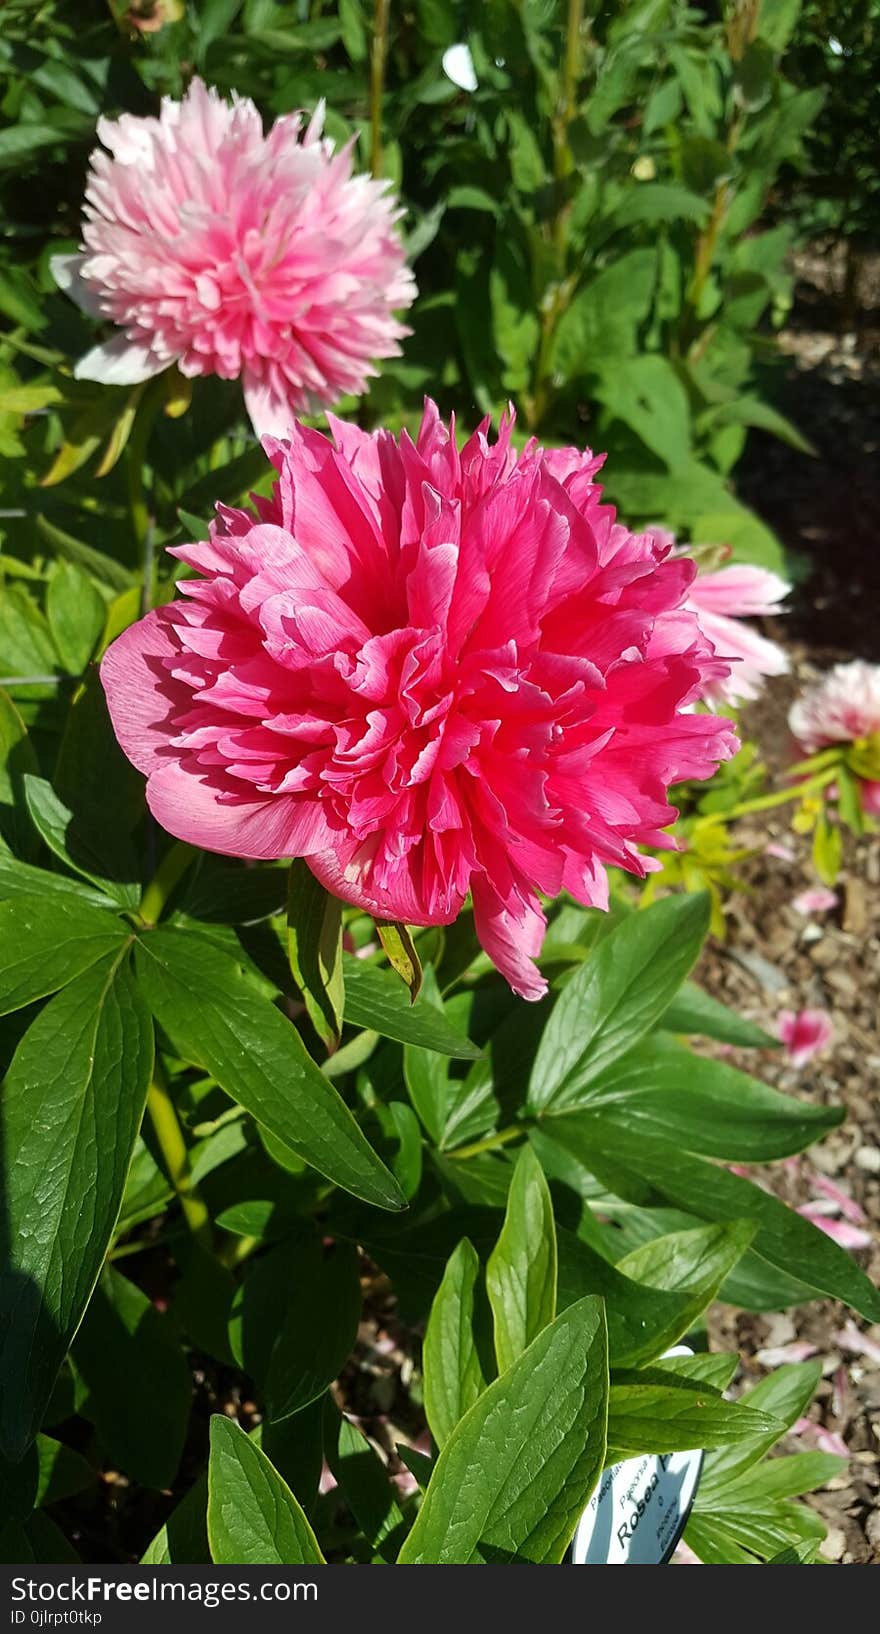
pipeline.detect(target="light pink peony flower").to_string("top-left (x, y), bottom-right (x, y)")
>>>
top-left (51, 78), bottom-right (415, 437)
top-left (777, 1007), bottom-right (833, 1068)
top-left (101, 403), bottom-right (736, 998)
top-left (789, 661), bottom-right (880, 816)
top-left (791, 886), bottom-right (838, 915)
top-left (683, 561), bottom-right (790, 705)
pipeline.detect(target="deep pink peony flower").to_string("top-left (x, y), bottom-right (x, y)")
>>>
top-left (789, 661), bottom-right (880, 816)
top-left (51, 78), bottom-right (415, 437)
top-left (684, 561), bottom-right (789, 706)
top-left (101, 403), bottom-right (736, 998)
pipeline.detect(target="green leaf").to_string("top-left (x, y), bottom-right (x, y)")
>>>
top-left (0, 894), bottom-right (127, 1015)
top-left (487, 1145), bottom-right (557, 1374)
top-left (606, 1381), bottom-right (782, 1457)
top-left (716, 1450), bottom-right (846, 1505)
top-left (266, 1240), bottom-right (362, 1421)
top-left (72, 1267), bottom-right (191, 1490)
top-left (342, 955), bottom-right (481, 1057)
top-left (141, 1476), bottom-right (209, 1565)
top-left (571, 1035), bottom-right (842, 1159)
top-left (24, 774), bottom-right (139, 910)
top-left (46, 563), bottom-right (105, 675)
top-left (698, 1362), bottom-right (823, 1496)
top-left (529, 894), bottom-right (710, 1112)
top-left (555, 1223), bottom-right (749, 1369)
top-left (331, 1412), bottom-right (405, 1561)
top-left (660, 981), bottom-right (778, 1048)
top-left (594, 354), bottom-right (692, 470)
top-left (0, 853), bottom-right (116, 909)
top-left (552, 250), bottom-right (657, 378)
top-left (0, 689), bottom-right (39, 859)
top-left (35, 1435), bottom-right (94, 1507)
top-left (376, 921), bottom-right (423, 1002)
top-left (286, 861), bottom-right (344, 1051)
top-left (545, 1118), bottom-right (880, 1323)
top-left (207, 1417), bottom-right (325, 1565)
top-left (0, 951), bottom-right (153, 1458)
top-left (134, 929), bottom-right (404, 1212)
top-left (397, 1298), bottom-right (608, 1564)
top-left (606, 183), bottom-right (711, 229)
top-left (423, 1239), bottom-right (486, 1449)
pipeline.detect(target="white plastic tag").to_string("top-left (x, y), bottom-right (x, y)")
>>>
top-left (569, 1446), bottom-right (703, 1564)
top-left (569, 1345), bottom-right (704, 1565)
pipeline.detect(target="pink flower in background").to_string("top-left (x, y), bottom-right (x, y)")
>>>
top-left (765, 839), bottom-right (796, 861)
top-left (684, 562), bottom-right (790, 705)
top-left (791, 1419), bottom-right (849, 1458)
top-left (51, 78), bottom-right (415, 436)
top-left (101, 403), bottom-right (736, 998)
top-left (777, 1008), bottom-right (833, 1067)
top-left (789, 661), bottom-right (880, 816)
top-left (792, 886), bottom-right (838, 915)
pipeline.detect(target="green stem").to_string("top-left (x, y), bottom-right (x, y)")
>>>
top-left (147, 1069), bottom-right (212, 1248)
top-left (370, 0), bottom-right (391, 177)
top-left (526, 0), bottom-right (585, 431)
top-left (445, 1124), bottom-right (525, 1162)
top-left (723, 768), bottom-right (837, 821)
top-left (126, 379), bottom-right (164, 614)
top-left (138, 840), bottom-right (196, 927)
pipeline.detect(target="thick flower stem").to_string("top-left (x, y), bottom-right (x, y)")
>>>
top-left (146, 1070), bottom-right (212, 1249)
top-left (444, 1125), bottom-right (525, 1162)
top-left (138, 840), bottom-right (197, 927)
top-left (370, 0), bottom-right (391, 178)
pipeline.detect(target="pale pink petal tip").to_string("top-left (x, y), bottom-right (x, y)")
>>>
top-left (677, 551), bottom-right (791, 706)
top-left (56, 75), bottom-right (416, 434)
top-left (100, 401), bottom-right (735, 998)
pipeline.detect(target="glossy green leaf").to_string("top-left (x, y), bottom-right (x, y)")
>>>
top-left (330, 1412), bottom-right (405, 1561)
top-left (544, 1116), bottom-right (880, 1322)
top-left (72, 1267), bottom-right (191, 1490)
top-left (0, 853), bottom-right (116, 909)
top-left (207, 1417), bottom-right (325, 1565)
top-left (423, 1239), bottom-right (486, 1448)
top-left (0, 688), bottom-right (38, 859)
top-left (342, 955), bottom-right (480, 1058)
top-left (24, 774), bottom-right (139, 910)
top-left (555, 1220), bottom-right (752, 1369)
top-left (134, 929), bottom-right (405, 1212)
top-left (0, 894), bottom-right (127, 1015)
top-left (529, 894), bottom-right (710, 1112)
top-left (398, 1298), bottom-right (608, 1564)
top-left (572, 1035), bottom-right (842, 1159)
top-left (487, 1144), bottom-right (557, 1374)
top-left (660, 981), bottom-right (778, 1048)
top-left (46, 563), bottom-right (105, 675)
top-left (699, 1362), bottom-right (824, 1496)
top-left (0, 951), bottom-right (153, 1458)
top-left (266, 1239), bottom-right (362, 1421)
top-left (606, 1378), bottom-right (782, 1457)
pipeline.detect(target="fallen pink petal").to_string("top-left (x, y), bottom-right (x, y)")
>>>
top-left (832, 1322), bottom-right (880, 1367)
top-left (792, 887), bottom-right (839, 915)
top-left (777, 1007), bottom-right (834, 1067)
